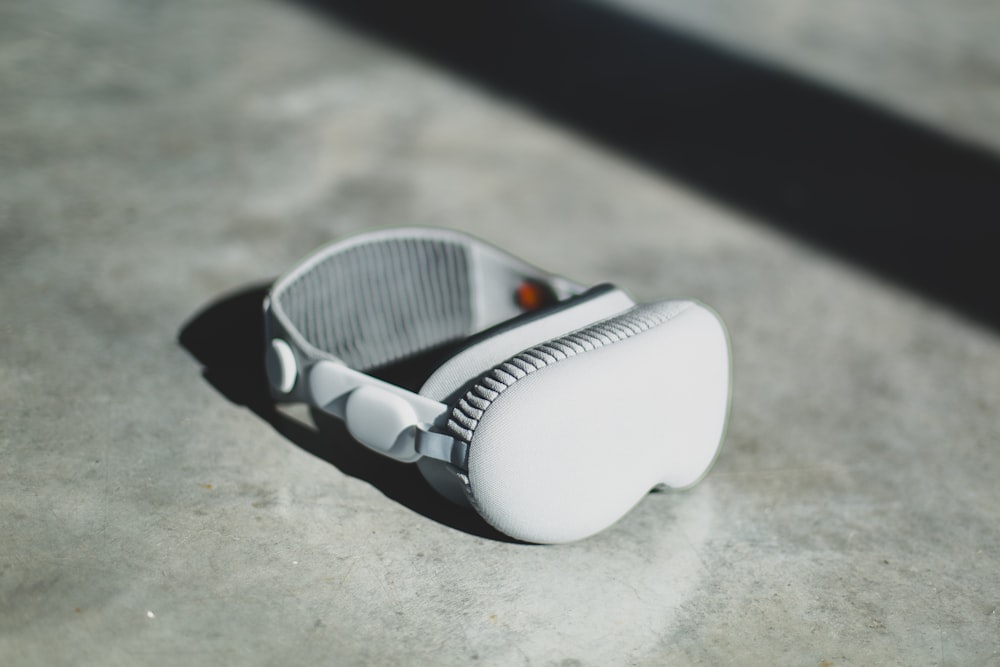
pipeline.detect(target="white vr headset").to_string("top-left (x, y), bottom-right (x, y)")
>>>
top-left (264, 228), bottom-right (731, 543)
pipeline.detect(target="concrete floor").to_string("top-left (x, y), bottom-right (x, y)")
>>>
top-left (2, 1), bottom-right (999, 665)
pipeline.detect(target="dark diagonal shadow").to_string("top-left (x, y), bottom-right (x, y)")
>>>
top-left (178, 285), bottom-right (513, 541)
top-left (296, 0), bottom-right (1000, 329)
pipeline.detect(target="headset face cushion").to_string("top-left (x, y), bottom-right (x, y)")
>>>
top-left (420, 285), bottom-right (636, 403)
top-left (439, 300), bottom-right (730, 544)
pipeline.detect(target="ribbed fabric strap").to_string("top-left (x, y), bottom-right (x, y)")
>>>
top-left (273, 236), bottom-right (473, 370)
top-left (446, 301), bottom-right (694, 452)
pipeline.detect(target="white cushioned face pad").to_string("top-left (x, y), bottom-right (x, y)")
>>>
top-left (419, 288), bottom-right (635, 402)
top-left (456, 301), bottom-right (730, 544)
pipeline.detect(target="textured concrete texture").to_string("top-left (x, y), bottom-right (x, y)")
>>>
top-left (2, 1), bottom-right (999, 665)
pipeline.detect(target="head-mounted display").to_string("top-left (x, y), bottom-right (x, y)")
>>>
top-left (264, 228), bottom-right (731, 543)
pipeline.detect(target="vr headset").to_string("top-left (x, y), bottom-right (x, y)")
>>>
top-left (264, 228), bottom-right (731, 543)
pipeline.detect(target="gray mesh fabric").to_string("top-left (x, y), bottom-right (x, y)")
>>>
top-left (274, 236), bottom-right (473, 370)
top-left (446, 300), bottom-right (694, 451)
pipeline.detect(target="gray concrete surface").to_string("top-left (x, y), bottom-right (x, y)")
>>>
top-left (2, 1), bottom-right (999, 665)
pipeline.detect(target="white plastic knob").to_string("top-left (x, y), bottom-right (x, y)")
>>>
top-left (266, 338), bottom-right (297, 394)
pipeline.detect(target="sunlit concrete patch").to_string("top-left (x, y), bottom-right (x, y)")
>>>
top-left (366, 488), bottom-right (718, 666)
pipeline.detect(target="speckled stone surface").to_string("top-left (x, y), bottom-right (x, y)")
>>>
top-left (2, 1), bottom-right (998, 665)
